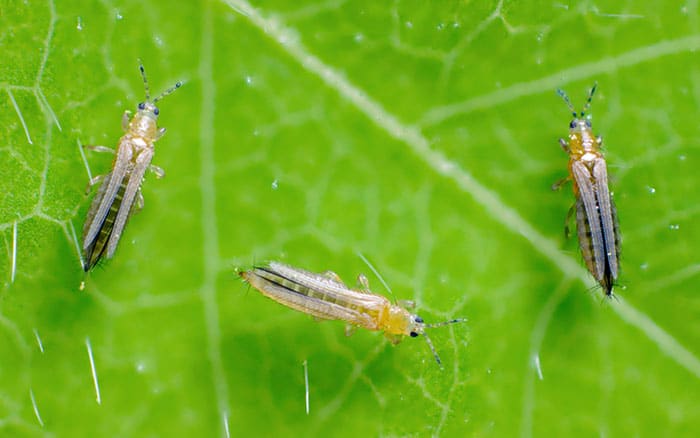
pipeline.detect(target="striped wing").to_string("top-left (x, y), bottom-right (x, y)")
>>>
top-left (105, 147), bottom-right (153, 258)
top-left (82, 170), bottom-right (113, 245)
top-left (83, 142), bottom-right (132, 247)
top-left (82, 171), bottom-right (131, 270)
top-left (592, 158), bottom-right (619, 280)
top-left (243, 263), bottom-right (382, 329)
top-left (572, 160), bottom-right (606, 281)
top-left (269, 262), bottom-right (385, 311)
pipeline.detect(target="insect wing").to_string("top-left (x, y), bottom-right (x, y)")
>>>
top-left (269, 262), bottom-right (382, 309)
top-left (592, 158), bottom-right (619, 280)
top-left (82, 171), bottom-right (113, 245)
top-left (83, 171), bottom-right (117, 269)
top-left (106, 147), bottom-right (153, 258)
top-left (245, 264), bottom-right (375, 327)
top-left (84, 143), bottom-right (132, 246)
top-left (571, 160), bottom-right (606, 280)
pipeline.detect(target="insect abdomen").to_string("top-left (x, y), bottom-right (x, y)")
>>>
top-left (575, 193), bottom-right (620, 295)
top-left (83, 180), bottom-right (128, 271)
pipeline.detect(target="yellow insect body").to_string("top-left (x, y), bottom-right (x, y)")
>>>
top-left (556, 84), bottom-right (621, 296)
top-left (240, 261), bottom-right (464, 365)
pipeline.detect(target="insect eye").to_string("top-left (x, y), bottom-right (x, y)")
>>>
top-left (569, 120), bottom-right (577, 129)
top-left (154, 107), bottom-right (160, 116)
top-left (138, 102), bottom-right (146, 110)
top-left (414, 316), bottom-right (424, 323)
top-left (410, 332), bottom-right (418, 338)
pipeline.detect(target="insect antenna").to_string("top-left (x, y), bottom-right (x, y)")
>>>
top-left (421, 318), bottom-right (466, 366)
top-left (153, 80), bottom-right (183, 104)
top-left (138, 60), bottom-right (183, 104)
top-left (581, 82), bottom-right (598, 117)
top-left (556, 88), bottom-right (577, 118)
top-left (138, 61), bottom-right (151, 102)
top-left (421, 331), bottom-right (442, 366)
top-left (424, 317), bottom-right (467, 329)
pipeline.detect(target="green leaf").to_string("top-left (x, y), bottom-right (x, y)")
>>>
top-left (1, 0), bottom-right (699, 435)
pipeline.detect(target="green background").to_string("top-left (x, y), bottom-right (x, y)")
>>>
top-left (1, 0), bottom-right (699, 436)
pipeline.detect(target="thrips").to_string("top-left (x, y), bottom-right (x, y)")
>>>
top-left (554, 83), bottom-right (621, 296)
top-left (81, 63), bottom-right (182, 271)
top-left (240, 261), bottom-right (465, 365)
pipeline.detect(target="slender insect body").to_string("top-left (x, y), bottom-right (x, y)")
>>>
top-left (81, 64), bottom-right (181, 271)
top-left (556, 84), bottom-right (620, 296)
top-left (240, 261), bottom-right (465, 365)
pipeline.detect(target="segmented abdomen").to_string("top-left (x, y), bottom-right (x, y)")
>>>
top-left (82, 179), bottom-right (128, 270)
top-left (575, 193), bottom-right (620, 295)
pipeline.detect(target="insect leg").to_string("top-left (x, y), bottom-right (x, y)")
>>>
top-left (155, 127), bottom-right (166, 141)
top-left (85, 174), bottom-right (106, 194)
top-left (551, 175), bottom-right (571, 191)
top-left (398, 299), bottom-right (416, 310)
top-left (86, 145), bottom-right (115, 154)
top-left (122, 111), bottom-right (132, 131)
top-left (148, 164), bottom-right (165, 179)
top-left (559, 138), bottom-right (570, 152)
top-left (384, 333), bottom-right (404, 345)
top-left (564, 202), bottom-right (575, 239)
top-left (322, 270), bottom-right (345, 285)
top-left (134, 189), bottom-right (144, 213)
top-left (344, 324), bottom-right (357, 337)
top-left (357, 274), bottom-right (371, 291)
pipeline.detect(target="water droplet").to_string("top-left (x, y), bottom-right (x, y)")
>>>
top-left (77, 16), bottom-right (83, 30)
top-left (354, 33), bottom-right (364, 43)
top-left (452, 21), bottom-right (461, 29)
top-left (277, 28), bottom-right (299, 45)
top-left (253, 129), bottom-right (260, 137)
top-left (405, 21), bottom-right (413, 29)
top-left (115, 10), bottom-right (123, 20)
top-left (679, 154), bottom-right (687, 161)
top-left (154, 35), bottom-right (164, 47)
top-left (271, 179), bottom-right (279, 190)
top-left (669, 224), bottom-right (680, 230)
top-left (136, 362), bottom-right (146, 373)
top-left (640, 262), bottom-right (649, 270)
top-left (437, 22), bottom-right (445, 31)
top-left (646, 186), bottom-right (656, 194)
top-left (536, 32), bottom-right (544, 42)
top-left (245, 76), bottom-right (253, 86)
